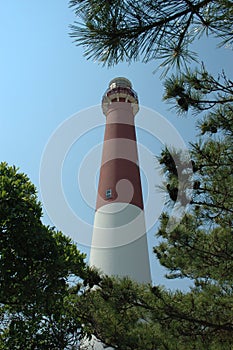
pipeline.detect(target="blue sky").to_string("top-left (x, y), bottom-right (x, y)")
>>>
top-left (1, 2), bottom-right (232, 287)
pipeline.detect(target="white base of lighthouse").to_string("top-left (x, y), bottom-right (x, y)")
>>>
top-left (90, 202), bottom-right (151, 284)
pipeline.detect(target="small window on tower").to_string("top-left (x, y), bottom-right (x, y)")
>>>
top-left (105, 188), bottom-right (112, 199)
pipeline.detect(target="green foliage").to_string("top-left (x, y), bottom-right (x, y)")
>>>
top-left (159, 147), bottom-right (193, 207)
top-left (0, 162), bottom-right (90, 349)
top-left (75, 277), bottom-right (165, 350)
top-left (154, 63), bottom-right (232, 348)
top-left (163, 66), bottom-right (233, 113)
top-left (156, 65), bottom-right (233, 288)
top-left (69, 0), bottom-right (233, 74)
top-left (76, 276), bottom-right (233, 349)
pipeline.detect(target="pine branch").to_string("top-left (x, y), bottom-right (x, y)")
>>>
top-left (69, 0), bottom-right (215, 69)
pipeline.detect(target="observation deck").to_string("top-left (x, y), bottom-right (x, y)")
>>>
top-left (102, 77), bottom-right (139, 116)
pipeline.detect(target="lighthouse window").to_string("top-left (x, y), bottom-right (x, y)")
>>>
top-left (105, 189), bottom-right (112, 199)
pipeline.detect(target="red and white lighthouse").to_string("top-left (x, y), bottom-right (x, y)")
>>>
top-left (90, 77), bottom-right (151, 284)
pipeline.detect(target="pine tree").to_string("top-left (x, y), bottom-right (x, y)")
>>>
top-left (69, 0), bottom-right (233, 75)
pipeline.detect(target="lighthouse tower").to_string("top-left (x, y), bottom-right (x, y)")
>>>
top-left (90, 78), bottom-right (151, 284)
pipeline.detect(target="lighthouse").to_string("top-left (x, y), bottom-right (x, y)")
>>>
top-left (90, 78), bottom-right (151, 284)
